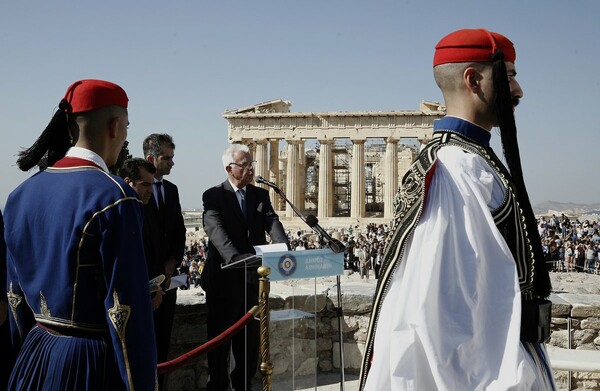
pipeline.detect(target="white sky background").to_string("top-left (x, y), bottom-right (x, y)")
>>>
top-left (1, 1), bottom-right (598, 210)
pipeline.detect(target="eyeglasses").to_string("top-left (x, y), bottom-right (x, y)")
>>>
top-left (229, 160), bottom-right (256, 169)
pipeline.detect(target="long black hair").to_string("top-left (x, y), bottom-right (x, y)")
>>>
top-left (492, 50), bottom-right (551, 298)
top-left (17, 99), bottom-right (73, 171)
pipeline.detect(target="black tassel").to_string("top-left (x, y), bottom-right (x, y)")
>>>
top-left (17, 103), bottom-right (71, 172)
top-left (492, 50), bottom-right (551, 298)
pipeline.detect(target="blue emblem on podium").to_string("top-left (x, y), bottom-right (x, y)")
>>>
top-left (278, 254), bottom-right (297, 277)
top-left (261, 248), bottom-right (344, 281)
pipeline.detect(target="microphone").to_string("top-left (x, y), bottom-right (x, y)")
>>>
top-left (255, 176), bottom-right (281, 193)
top-left (305, 215), bottom-right (346, 254)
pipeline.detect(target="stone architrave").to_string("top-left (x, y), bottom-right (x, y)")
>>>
top-left (318, 140), bottom-right (334, 219)
top-left (350, 139), bottom-right (366, 219)
top-left (384, 138), bottom-right (398, 219)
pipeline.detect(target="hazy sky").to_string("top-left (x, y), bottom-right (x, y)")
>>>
top-left (1, 1), bottom-right (599, 210)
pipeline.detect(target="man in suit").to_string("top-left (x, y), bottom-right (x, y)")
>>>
top-left (119, 157), bottom-right (156, 205)
top-left (202, 143), bottom-right (289, 391)
top-left (142, 133), bottom-right (186, 389)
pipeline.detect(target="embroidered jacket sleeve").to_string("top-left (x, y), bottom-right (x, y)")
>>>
top-left (101, 196), bottom-right (157, 390)
top-left (6, 251), bottom-right (36, 352)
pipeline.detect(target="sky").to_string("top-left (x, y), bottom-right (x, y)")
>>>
top-left (1, 1), bottom-right (599, 210)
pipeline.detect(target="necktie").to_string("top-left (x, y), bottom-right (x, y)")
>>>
top-left (238, 189), bottom-right (247, 218)
top-left (156, 181), bottom-right (165, 210)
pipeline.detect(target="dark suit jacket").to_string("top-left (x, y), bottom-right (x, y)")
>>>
top-left (201, 180), bottom-right (289, 298)
top-left (143, 179), bottom-right (186, 281)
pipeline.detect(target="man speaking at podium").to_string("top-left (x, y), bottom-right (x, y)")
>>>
top-left (202, 143), bottom-right (289, 390)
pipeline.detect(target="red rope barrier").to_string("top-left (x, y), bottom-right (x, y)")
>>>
top-left (157, 305), bottom-right (260, 375)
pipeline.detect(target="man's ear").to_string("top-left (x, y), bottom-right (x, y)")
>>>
top-left (225, 165), bottom-right (232, 174)
top-left (108, 116), bottom-right (120, 139)
top-left (464, 67), bottom-right (481, 93)
top-left (146, 155), bottom-right (155, 164)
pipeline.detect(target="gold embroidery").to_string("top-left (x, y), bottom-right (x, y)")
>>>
top-left (40, 291), bottom-right (51, 317)
top-left (108, 290), bottom-right (134, 388)
top-left (7, 282), bottom-right (22, 323)
top-left (7, 282), bottom-right (24, 344)
top-left (108, 290), bottom-right (131, 336)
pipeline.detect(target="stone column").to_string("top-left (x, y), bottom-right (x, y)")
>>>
top-left (254, 139), bottom-right (269, 187)
top-left (384, 138), bottom-right (398, 219)
top-left (269, 139), bottom-right (280, 209)
top-left (317, 140), bottom-right (334, 219)
top-left (350, 139), bottom-right (366, 219)
top-left (297, 141), bottom-right (306, 214)
top-left (246, 141), bottom-right (256, 158)
top-left (285, 140), bottom-right (301, 218)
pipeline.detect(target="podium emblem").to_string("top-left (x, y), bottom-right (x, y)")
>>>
top-left (278, 254), bottom-right (297, 276)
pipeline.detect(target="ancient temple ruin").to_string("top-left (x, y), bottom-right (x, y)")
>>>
top-left (223, 99), bottom-right (445, 226)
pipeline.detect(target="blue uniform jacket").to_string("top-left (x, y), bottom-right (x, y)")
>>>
top-left (4, 158), bottom-right (157, 390)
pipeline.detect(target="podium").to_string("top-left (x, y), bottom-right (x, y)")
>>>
top-left (264, 246), bottom-right (344, 389)
top-left (222, 244), bottom-right (344, 390)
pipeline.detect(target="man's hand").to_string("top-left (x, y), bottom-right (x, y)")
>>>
top-left (152, 289), bottom-right (164, 311)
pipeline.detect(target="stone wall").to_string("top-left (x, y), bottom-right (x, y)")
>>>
top-left (164, 291), bottom-right (600, 391)
top-left (549, 293), bottom-right (600, 390)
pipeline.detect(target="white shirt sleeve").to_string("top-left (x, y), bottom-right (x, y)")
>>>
top-left (365, 146), bottom-right (537, 391)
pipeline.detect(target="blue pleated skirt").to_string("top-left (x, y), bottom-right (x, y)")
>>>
top-left (8, 325), bottom-right (125, 390)
top-left (522, 342), bottom-right (557, 391)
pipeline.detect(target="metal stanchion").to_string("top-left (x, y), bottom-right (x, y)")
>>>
top-left (258, 266), bottom-right (273, 391)
top-left (568, 317), bottom-right (572, 391)
top-left (336, 275), bottom-right (345, 391)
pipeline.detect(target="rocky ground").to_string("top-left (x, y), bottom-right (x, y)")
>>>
top-left (550, 271), bottom-right (600, 295)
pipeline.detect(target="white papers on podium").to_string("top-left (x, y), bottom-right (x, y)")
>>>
top-left (167, 274), bottom-right (189, 291)
top-left (253, 243), bottom-right (288, 255)
top-left (221, 243), bottom-right (288, 269)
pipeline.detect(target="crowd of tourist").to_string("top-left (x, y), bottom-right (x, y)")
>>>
top-left (539, 214), bottom-right (599, 274)
top-left (177, 215), bottom-right (600, 287)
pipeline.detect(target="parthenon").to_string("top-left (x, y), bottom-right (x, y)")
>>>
top-left (223, 99), bottom-right (445, 226)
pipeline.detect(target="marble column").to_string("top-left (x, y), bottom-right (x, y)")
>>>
top-left (384, 138), bottom-right (398, 219)
top-left (298, 141), bottom-right (306, 215)
top-left (254, 139), bottom-right (268, 187)
top-left (268, 139), bottom-right (280, 209)
top-left (285, 140), bottom-right (301, 218)
top-left (350, 139), bottom-right (366, 218)
top-left (317, 140), bottom-right (334, 219)
top-left (246, 142), bottom-right (256, 158)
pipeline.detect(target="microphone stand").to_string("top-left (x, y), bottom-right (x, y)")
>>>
top-left (256, 177), bottom-right (346, 390)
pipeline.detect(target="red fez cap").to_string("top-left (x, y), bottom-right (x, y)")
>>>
top-left (433, 28), bottom-right (516, 67)
top-left (62, 79), bottom-right (128, 114)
